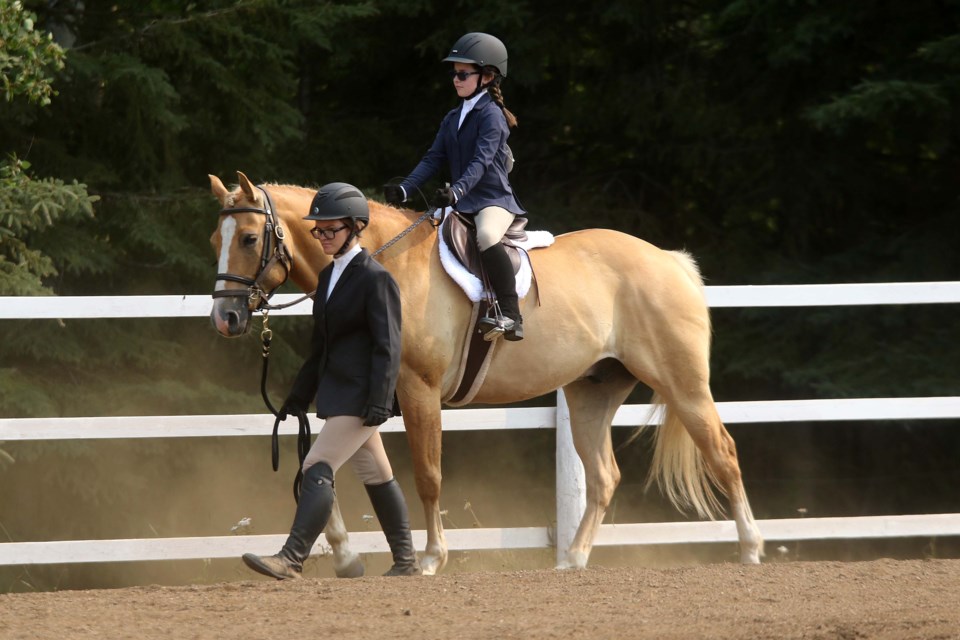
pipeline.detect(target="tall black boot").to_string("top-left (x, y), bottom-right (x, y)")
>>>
top-left (365, 478), bottom-right (422, 576)
top-left (479, 243), bottom-right (523, 341)
top-left (242, 462), bottom-right (335, 580)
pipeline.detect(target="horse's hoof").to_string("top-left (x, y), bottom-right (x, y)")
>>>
top-left (558, 550), bottom-right (589, 569)
top-left (418, 557), bottom-right (442, 576)
top-left (333, 554), bottom-right (365, 578)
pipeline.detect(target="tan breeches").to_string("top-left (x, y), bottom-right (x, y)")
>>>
top-left (475, 206), bottom-right (516, 251)
top-left (301, 415), bottom-right (394, 485)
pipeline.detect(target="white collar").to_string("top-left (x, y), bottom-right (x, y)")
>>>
top-left (458, 90), bottom-right (488, 128)
top-left (326, 242), bottom-right (362, 300)
top-left (333, 242), bottom-right (362, 268)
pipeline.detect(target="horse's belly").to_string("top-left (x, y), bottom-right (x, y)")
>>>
top-left (470, 344), bottom-right (602, 403)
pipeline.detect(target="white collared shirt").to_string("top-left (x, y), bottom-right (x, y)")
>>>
top-left (326, 242), bottom-right (362, 301)
top-left (458, 90), bottom-right (488, 129)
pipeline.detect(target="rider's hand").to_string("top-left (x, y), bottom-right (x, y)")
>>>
top-left (361, 404), bottom-right (392, 427)
top-left (432, 186), bottom-right (457, 208)
top-left (278, 397), bottom-right (307, 421)
top-left (383, 184), bottom-right (405, 205)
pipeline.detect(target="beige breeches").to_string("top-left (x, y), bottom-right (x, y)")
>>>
top-left (475, 206), bottom-right (516, 251)
top-left (301, 415), bottom-right (394, 485)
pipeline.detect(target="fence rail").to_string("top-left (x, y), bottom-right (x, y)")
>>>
top-left (2, 280), bottom-right (960, 319)
top-left (2, 283), bottom-right (959, 568)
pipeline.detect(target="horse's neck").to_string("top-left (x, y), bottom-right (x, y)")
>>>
top-left (272, 187), bottom-right (331, 291)
top-left (364, 205), bottom-right (438, 277)
top-left (274, 195), bottom-right (436, 295)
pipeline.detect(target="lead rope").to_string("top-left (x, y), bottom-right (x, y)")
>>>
top-left (261, 313), bottom-right (311, 503)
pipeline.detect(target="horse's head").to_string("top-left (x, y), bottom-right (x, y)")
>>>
top-left (208, 171), bottom-right (293, 337)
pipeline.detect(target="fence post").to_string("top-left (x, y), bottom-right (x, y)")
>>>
top-left (555, 388), bottom-right (586, 566)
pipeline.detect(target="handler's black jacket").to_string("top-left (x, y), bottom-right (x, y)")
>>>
top-left (288, 249), bottom-right (402, 418)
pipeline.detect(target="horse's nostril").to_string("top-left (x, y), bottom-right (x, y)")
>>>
top-left (227, 309), bottom-right (241, 332)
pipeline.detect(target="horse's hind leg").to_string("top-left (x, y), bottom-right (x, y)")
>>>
top-left (661, 388), bottom-right (764, 564)
top-left (322, 498), bottom-right (365, 577)
top-left (558, 368), bottom-right (637, 569)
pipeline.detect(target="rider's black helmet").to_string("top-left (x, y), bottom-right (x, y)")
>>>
top-left (304, 182), bottom-right (369, 225)
top-left (443, 32), bottom-right (508, 77)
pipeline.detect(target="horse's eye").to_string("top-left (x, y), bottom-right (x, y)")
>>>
top-left (241, 233), bottom-right (259, 248)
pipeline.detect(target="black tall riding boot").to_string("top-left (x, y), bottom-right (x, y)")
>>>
top-left (365, 478), bottom-right (422, 576)
top-left (242, 462), bottom-right (335, 580)
top-left (479, 243), bottom-right (523, 341)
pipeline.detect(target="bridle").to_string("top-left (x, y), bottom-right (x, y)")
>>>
top-left (213, 185), bottom-right (292, 311)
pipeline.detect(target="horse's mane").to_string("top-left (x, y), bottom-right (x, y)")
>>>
top-left (223, 182), bottom-right (418, 228)
top-left (222, 182), bottom-right (316, 208)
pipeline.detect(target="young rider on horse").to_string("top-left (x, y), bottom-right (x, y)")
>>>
top-left (384, 32), bottom-right (526, 341)
top-left (242, 182), bottom-right (421, 579)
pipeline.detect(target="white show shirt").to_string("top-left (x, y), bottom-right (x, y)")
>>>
top-left (458, 90), bottom-right (488, 129)
top-left (326, 243), bottom-right (362, 301)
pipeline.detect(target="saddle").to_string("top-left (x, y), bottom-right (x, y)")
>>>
top-left (438, 212), bottom-right (554, 406)
top-left (440, 211), bottom-right (529, 279)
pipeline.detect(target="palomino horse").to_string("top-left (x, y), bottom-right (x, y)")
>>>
top-left (209, 171), bottom-right (764, 575)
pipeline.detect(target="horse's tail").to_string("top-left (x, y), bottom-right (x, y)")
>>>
top-left (639, 396), bottom-right (725, 520)
top-left (636, 249), bottom-right (723, 520)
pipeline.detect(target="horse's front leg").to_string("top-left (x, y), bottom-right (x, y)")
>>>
top-left (396, 374), bottom-right (447, 575)
top-left (558, 379), bottom-right (633, 569)
top-left (322, 496), bottom-right (364, 578)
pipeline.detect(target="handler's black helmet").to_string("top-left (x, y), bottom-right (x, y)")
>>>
top-left (304, 182), bottom-right (369, 224)
top-left (443, 32), bottom-right (508, 77)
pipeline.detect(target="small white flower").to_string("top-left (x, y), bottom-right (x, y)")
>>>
top-left (230, 517), bottom-right (253, 534)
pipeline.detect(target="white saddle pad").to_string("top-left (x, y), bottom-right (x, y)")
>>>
top-left (437, 210), bottom-right (555, 302)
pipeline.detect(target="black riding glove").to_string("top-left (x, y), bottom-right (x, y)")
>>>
top-left (383, 184), bottom-right (405, 205)
top-left (432, 186), bottom-right (457, 208)
top-left (361, 404), bottom-right (392, 427)
top-left (277, 397), bottom-right (307, 421)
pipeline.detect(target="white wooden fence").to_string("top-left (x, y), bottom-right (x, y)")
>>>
top-left (1, 282), bottom-right (959, 568)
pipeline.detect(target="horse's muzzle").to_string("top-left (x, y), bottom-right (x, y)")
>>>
top-left (210, 297), bottom-right (253, 337)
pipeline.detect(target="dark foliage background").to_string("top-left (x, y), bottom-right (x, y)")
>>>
top-left (2, 0), bottom-right (958, 590)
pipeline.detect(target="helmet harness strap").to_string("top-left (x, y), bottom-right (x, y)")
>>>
top-left (335, 220), bottom-right (365, 258)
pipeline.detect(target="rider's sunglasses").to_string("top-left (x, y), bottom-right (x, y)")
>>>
top-left (310, 225), bottom-right (349, 240)
top-left (449, 70), bottom-right (481, 81)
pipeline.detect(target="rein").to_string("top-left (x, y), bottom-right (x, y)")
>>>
top-left (254, 205), bottom-right (438, 312)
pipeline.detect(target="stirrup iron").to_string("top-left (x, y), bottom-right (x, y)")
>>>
top-left (479, 301), bottom-right (513, 342)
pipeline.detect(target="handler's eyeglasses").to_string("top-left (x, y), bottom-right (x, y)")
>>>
top-left (449, 70), bottom-right (481, 81)
top-left (311, 225), bottom-right (349, 239)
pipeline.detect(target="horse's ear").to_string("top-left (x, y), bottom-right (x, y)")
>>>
top-left (209, 174), bottom-right (230, 206)
top-left (237, 171), bottom-right (257, 203)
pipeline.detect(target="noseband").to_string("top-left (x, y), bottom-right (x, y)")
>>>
top-left (213, 185), bottom-right (292, 310)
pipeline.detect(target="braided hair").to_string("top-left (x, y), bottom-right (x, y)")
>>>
top-left (485, 70), bottom-right (518, 128)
